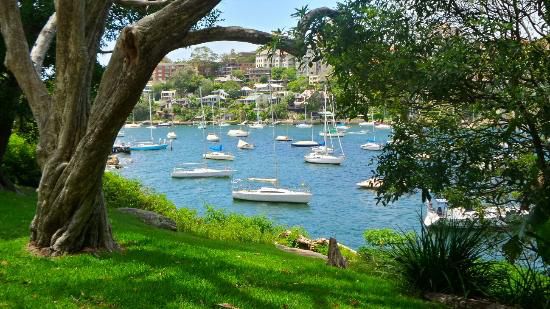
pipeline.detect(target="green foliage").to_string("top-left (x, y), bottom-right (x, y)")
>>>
top-left (391, 220), bottom-right (500, 298)
top-left (287, 76), bottom-right (309, 93)
top-left (363, 229), bottom-right (410, 250)
top-left (0, 190), bottom-right (436, 309)
top-left (494, 263), bottom-right (550, 309)
top-left (1, 133), bottom-right (40, 187)
top-left (102, 172), bottom-right (282, 244)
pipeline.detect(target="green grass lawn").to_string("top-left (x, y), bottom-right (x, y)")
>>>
top-left (0, 191), bottom-right (438, 308)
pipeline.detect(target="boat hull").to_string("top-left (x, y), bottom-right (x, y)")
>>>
top-left (203, 152), bottom-right (235, 161)
top-left (129, 144), bottom-right (168, 151)
top-left (304, 153), bottom-right (344, 165)
top-left (171, 168), bottom-right (235, 178)
top-left (227, 130), bottom-right (249, 137)
top-left (232, 188), bottom-right (312, 204)
top-left (291, 141), bottom-right (319, 147)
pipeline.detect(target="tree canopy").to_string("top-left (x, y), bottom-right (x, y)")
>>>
top-left (301, 0), bottom-right (549, 262)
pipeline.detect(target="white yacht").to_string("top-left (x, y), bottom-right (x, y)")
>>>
top-left (360, 142), bottom-right (383, 151)
top-left (167, 131), bottom-right (177, 139)
top-left (227, 129), bottom-right (249, 137)
top-left (237, 139), bottom-right (255, 150)
top-left (232, 186), bottom-right (312, 204)
top-left (203, 152), bottom-right (235, 161)
top-left (206, 133), bottom-right (220, 142)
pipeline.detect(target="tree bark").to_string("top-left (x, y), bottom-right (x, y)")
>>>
top-left (327, 238), bottom-right (347, 268)
top-left (1, 0), bottom-right (335, 255)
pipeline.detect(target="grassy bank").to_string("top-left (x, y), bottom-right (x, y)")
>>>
top-left (0, 190), bottom-right (438, 308)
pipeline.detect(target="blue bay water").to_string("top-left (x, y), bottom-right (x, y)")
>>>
top-left (116, 124), bottom-right (423, 248)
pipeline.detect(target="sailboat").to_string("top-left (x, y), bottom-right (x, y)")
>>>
top-left (291, 112), bottom-right (319, 147)
top-left (130, 93), bottom-right (168, 151)
top-left (248, 97), bottom-right (265, 129)
top-left (124, 112), bottom-right (141, 128)
top-left (205, 90), bottom-right (220, 142)
top-left (305, 88), bottom-right (345, 164)
top-left (319, 110), bottom-right (345, 137)
top-left (203, 144), bottom-right (234, 161)
top-left (361, 115), bottom-right (383, 151)
top-left (296, 101), bottom-right (312, 128)
top-left (232, 85), bottom-right (312, 204)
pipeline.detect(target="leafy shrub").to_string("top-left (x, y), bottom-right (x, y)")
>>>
top-left (358, 229), bottom-right (410, 275)
top-left (391, 220), bottom-right (499, 298)
top-left (1, 133), bottom-right (40, 187)
top-left (103, 172), bottom-right (282, 244)
top-left (491, 260), bottom-right (550, 309)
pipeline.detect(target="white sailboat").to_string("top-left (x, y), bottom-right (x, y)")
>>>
top-left (361, 115), bottom-right (383, 151)
top-left (296, 101), bottom-right (312, 128)
top-left (124, 112), bottom-right (141, 128)
top-left (206, 92), bottom-right (220, 142)
top-left (248, 99), bottom-right (264, 129)
top-left (233, 84), bottom-right (312, 204)
top-left (291, 112), bottom-right (319, 147)
top-left (305, 88), bottom-right (345, 165)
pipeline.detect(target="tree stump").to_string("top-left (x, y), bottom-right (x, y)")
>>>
top-left (327, 237), bottom-right (347, 268)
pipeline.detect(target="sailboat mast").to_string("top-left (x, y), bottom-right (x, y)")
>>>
top-left (323, 87), bottom-right (328, 153)
top-left (149, 92), bottom-right (153, 140)
top-left (269, 80), bottom-right (279, 187)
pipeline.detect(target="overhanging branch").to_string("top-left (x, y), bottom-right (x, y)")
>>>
top-left (182, 26), bottom-right (301, 56)
top-left (114, 0), bottom-right (172, 8)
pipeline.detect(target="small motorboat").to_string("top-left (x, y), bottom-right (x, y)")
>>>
top-left (374, 123), bottom-right (392, 130)
top-left (358, 121), bottom-right (375, 127)
top-left (275, 135), bottom-right (292, 142)
top-left (227, 129), bottom-right (249, 137)
top-left (167, 131), bottom-right (177, 139)
top-left (296, 123), bottom-right (312, 129)
top-left (171, 166), bottom-right (235, 178)
top-left (203, 152), bottom-right (235, 161)
top-left (206, 133), bottom-right (220, 142)
top-left (237, 139), bottom-right (255, 150)
top-left (291, 140), bottom-right (319, 147)
top-left (360, 142), bottom-right (383, 151)
top-left (157, 122), bottom-right (172, 127)
top-left (357, 178), bottom-right (383, 190)
top-left (319, 129), bottom-right (345, 137)
top-left (218, 122), bottom-right (231, 127)
top-left (304, 152), bottom-right (344, 165)
top-left (124, 123), bottom-right (141, 128)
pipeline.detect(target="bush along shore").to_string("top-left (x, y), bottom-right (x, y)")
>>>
top-left (103, 172), bottom-right (549, 308)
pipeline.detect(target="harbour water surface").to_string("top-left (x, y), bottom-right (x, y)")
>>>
top-left (116, 124), bottom-right (423, 248)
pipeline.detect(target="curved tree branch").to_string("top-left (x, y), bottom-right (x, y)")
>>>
top-left (0, 0), bottom-right (51, 128)
top-left (30, 13), bottom-right (57, 74)
top-left (115, 0), bottom-right (171, 7)
top-left (296, 7), bottom-right (339, 34)
top-left (182, 26), bottom-right (301, 55)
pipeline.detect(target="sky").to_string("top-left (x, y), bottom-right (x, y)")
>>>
top-left (99, 0), bottom-right (338, 64)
